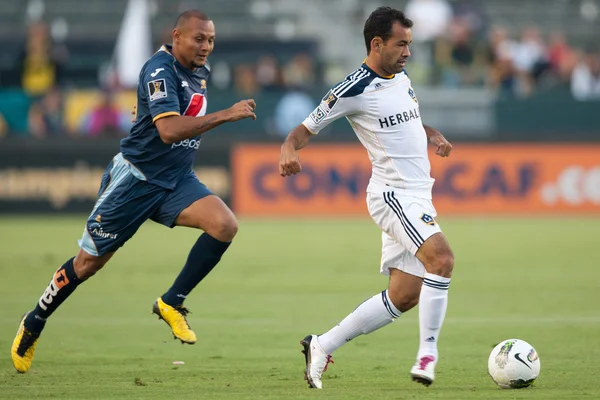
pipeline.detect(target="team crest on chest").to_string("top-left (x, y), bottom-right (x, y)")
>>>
top-left (408, 86), bottom-right (418, 103)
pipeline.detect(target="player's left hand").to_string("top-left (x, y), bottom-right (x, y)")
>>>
top-left (131, 105), bottom-right (137, 123)
top-left (429, 131), bottom-right (453, 157)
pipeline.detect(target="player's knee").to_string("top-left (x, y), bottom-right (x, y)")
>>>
top-left (427, 252), bottom-right (454, 278)
top-left (73, 253), bottom-right (107, 280)
top-left (211, 216), bottom-right (238, 242)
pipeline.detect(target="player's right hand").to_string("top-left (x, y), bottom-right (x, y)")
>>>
top-left (279, 145), bottom-right (302, 176)
top-left (131, 105), bottom-right (137, 123)
top-left (227, 99), bottom-right (256, 122)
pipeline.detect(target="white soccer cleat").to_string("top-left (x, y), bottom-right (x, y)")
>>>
top-left (300, 334), bottom-right (334, 389)
top-left (410, 355), bottom-right (436, 386)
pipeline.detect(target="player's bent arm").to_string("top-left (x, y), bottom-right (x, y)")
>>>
top-left (282, 123), bottom-right (314, 151)
top-left (154, 111), bottom-right (229, 144)
top-left (423, 124), bottom-right (453, 157)
top-left (154, 98), bottom-right (256, 144)
top-left (279, 124), bottom-right (314, 176)
top-left (423, 124), bottom-right (441, 139)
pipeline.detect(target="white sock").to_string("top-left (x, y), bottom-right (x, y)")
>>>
top-left (417, 273), bottom-right (451, 360)
top-left (317, 290), bottom-right (401, 354)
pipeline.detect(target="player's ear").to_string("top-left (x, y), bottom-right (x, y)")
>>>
top-left (172, 28), bottom-right (180, 43)
top-left (372, 37), bottom-right (383, 53)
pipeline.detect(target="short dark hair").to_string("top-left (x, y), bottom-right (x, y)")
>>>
top-left (363, 6), bottom-right (413, 54)
top-left (175, 9), bottom-right (211, 29)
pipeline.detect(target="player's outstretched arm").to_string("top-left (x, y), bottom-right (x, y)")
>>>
top-left (279, 124), bottom-right (313, 176)
top-left (424, 124), bottom-right (453, 157)
top-left (155, 99), bottom-right (256, 144)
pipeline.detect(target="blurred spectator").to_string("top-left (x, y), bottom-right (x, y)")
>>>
top-left (452, 0), bottom-right (488, 39)
top-left (571, 47), bottom-right (600, 101)
top-left (434, 18), bottom-right (486, 87)
top-left (19, 22), bottom-right (67, 99)
top-left (255, 55), bottom-right (283, 91)
top-left (405, 0), bottom-right (453, 43)
top-left (234, 64), bottom-right (260, 96)
top-left (0, 112), bottom-right (8, 138)
top-left (210, 60), bottom-right (233, 90)
top-left (548, 32), bottom-right (573, 73)
top-left (512, 28), bottom-right (549, 96)
top-left (79, 90), bottom-right (130, 137)
top-left (27, 86), bottom-right (66, 138)
top-left (157, 26), bottom-right (173, 49)
top-left (486, 26), bottom-right (517, 93)
top-left (282, 53), bottom-right (316, 89)
top-left (405, 0), bottom-right (453, 84)
top-left (273, 88), bottom-right (316, 137)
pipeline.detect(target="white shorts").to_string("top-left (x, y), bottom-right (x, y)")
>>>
top-left (367, 190), bottom-right (442, 278)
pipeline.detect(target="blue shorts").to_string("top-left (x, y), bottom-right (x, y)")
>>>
top-left (78, 153), bottom-right (212, 256)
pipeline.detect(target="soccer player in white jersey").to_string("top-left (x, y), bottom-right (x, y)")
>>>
top-left (279, 6), bottom-right (454, 389)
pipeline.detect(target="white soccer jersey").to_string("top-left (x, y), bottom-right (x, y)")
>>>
top-left (302, 63), bottom-right (434, 199)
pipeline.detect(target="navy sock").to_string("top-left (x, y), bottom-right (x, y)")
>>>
top-left (162, 233), bottom-right (231, 307)
top-left (24, 257), bottom-right (82, 333)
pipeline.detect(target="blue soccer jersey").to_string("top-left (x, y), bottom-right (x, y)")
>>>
top-left (78, 45), bottom-right (215, 256)
top-left (120, 44), bottom-right (210, 189)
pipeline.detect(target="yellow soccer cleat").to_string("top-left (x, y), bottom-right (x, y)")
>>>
top-left (152, 298), bottom-right (197, 344)
top-left (11, 314), bottom-right (41, 373)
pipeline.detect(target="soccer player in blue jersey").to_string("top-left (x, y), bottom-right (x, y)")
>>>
top-left (11, 10), bottom-right (256, 373)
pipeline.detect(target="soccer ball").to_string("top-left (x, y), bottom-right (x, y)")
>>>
top-left (488, 339), bottom-right (540, 389)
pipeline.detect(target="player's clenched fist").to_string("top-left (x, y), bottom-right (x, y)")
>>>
top-left (430, 132), bottom-right (453, 157)
top-left (279, 145), bottom-right (302, 177)
top-left (226, 99), bottom-right (256, 122)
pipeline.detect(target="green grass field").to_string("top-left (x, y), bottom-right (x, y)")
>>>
top-left (1, 216), bottom-right (599, 399)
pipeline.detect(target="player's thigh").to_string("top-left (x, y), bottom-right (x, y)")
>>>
top-left (79, 154), bottom-right (167, 257)
top-left (160, 174), bottom-right (237, 240)
top-left (368, 190), bottom-right (442, 257)
top-left (151, 173), bottom-right (214, 228)
top-left (379, 230), bottom-right (426, 278)
top-left (175, 195), bottom-right (237, 241)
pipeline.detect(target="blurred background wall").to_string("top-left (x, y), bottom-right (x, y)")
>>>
top-left (0, 0), bottom-right (599, 216)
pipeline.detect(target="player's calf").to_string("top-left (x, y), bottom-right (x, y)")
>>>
top-left (412, 232), bottom-right (454, 386)
top-left (73, 250), bottom-right (114, 280)
top-left (161, 196), bottom-right (237, 309)
top-left (12, 255), bottom-right (87, 373)
top-left (387, 269), bottom-right (422, 313)
top-left (23, 256), bottom-right (83, 332)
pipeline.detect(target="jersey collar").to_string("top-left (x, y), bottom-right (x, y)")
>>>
top-left (362, 60), bottom-right (395, 80)
top-left (160, 44), bottom-right (202, 74)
